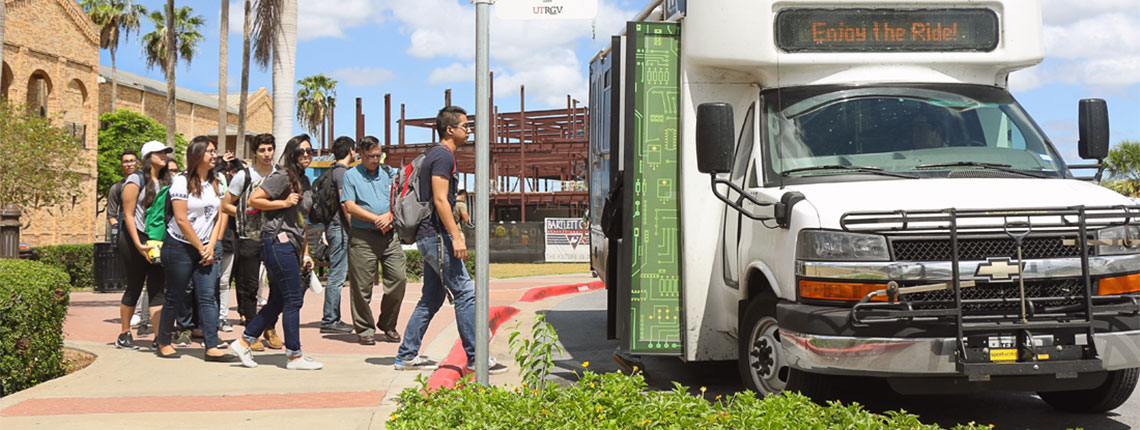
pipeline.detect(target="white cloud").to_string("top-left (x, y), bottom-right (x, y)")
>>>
top-left (428, 63), bottom-right (475, 84)
top-left (1014, 2), bottom-right (1140, 93)
top-left (329, 66), bottom-right (396, 87)
top-left (230, 0), bottom-right (386, 42)
top-left (383, 0), bottom-right (637, 107)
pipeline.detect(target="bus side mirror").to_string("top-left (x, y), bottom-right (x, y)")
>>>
top-left (696, 103), bottom-right (735, 174)
top-left (1078, 99), bottom-right (1109, 160)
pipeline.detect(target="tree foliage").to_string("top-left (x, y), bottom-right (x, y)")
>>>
top-left (96, 109), bottom-right (187, 210)
top-left (141, 5), bottom-right (205, 73)
top-left (296, 73), bottom-right (337, 143)
top-left (0, 103), bottom-right (84, 214)
top-left (1104, 140), bottom-right (1140, 197)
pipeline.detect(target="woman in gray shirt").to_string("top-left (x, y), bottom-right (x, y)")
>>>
top-left (231, 134), bottom-right (323, 370)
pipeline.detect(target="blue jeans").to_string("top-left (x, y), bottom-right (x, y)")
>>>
top-left (322, 223), bottom-right (349, 325)
top-left (243, 235), bottom-right (304, 358)
top-left (158, 240), bottom-right (221, 348)
top-left (397, 233), bottom-right (477, 366)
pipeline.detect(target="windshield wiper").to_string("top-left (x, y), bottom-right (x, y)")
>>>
top-left (780, 165), bottom-right (918, 179)
top-left (914, 161), bottom-right (1045, 178)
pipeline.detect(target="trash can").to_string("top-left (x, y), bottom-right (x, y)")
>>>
top-left (94, 242), bottom-right (127, 293)
top-left (0, 205), bottom-right (21, 259)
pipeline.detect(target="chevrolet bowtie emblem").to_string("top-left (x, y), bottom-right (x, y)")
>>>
top-left (975, 257), bottom-right (1024, 281)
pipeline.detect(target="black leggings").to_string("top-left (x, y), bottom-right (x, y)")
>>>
top-left (119, 229), bottom-right (166, 308)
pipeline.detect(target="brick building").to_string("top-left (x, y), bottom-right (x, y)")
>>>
top-left (2, 0), bottom-right (101, 246)
top-left (99, 67), bottom-right (273, 158)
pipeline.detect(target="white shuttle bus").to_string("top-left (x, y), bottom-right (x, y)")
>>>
top-left (588, 0), bottom-right (1140, 412)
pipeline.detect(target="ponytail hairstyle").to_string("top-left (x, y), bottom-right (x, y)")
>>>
top-left (184, 136), bottom-right (219, 197)
top-left (279, 134), bottom-right (311, 193)
top-left (139, 151), bottom-right (173, 209)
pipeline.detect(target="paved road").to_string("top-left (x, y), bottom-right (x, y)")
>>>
top-left (544, 290), bottom-right (1139, 430)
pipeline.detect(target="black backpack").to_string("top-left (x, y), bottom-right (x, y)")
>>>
top-left (309, 165), bottom-right (344, 225)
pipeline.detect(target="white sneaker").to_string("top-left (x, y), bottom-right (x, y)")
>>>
top-left (130, 314), bottom-right (141, 326)
top-left (231, 340), bottom-right (257, 368)
top-left (287, 356), bottom-right (324, 370)
top-left (467, 356), bottom-right (510, 375)
top-left (394, 356), bottom-right (439, 371)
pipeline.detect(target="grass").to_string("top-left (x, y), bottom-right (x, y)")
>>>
top-left (488, 263), bottom-right (591, 279)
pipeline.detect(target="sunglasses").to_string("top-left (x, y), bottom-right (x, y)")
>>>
top-left (298, 148), bottom-right (317, 156)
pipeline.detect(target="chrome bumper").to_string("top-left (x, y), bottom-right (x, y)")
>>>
top-left (781, 329), bottom-right (1140, 376)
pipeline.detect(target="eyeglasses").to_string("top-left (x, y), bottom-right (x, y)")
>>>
top-left (450, 124), bottom-right (471, 132)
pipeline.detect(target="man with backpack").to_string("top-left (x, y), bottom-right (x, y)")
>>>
top-left (309, 136), bottom-right (356, 334)
top-left (393, 106), bottom-right (507, 374)
top-left (221, 134), bottom-right (282, 350)
top-left (341, 136), bottom-right (407, 345)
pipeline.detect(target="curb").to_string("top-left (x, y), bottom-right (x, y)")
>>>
top-left (518, 280), bottom-right (604, 303)
top-left (425, 306), bottom-right (520, 391)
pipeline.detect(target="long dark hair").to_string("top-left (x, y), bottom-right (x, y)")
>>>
top-left (139, 151), bottom-right (173, 209)
top-left (279, 134), bottom-right (310, 194)
top-left (185, 136), bottom-right (219, 197)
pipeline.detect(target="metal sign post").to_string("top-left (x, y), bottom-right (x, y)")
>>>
top-left (474, 0), bottom-right (493, 386)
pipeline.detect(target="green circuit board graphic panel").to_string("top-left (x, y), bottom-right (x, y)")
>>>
top-left (626, 22), bottom-right (682, 355)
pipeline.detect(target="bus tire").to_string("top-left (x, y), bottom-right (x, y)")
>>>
top-left (738, 297), bottom-right (834, 400)
top-left (1038, 368), bottom-right (1138, 413)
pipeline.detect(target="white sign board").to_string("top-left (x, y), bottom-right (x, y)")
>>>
top-left (544, 218), bottom-right (589, 262)
top-left (496, 0), bottom-right (598, 20)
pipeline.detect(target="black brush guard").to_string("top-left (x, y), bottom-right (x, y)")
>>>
top-left (840, 205), bottom-right (1140, 378)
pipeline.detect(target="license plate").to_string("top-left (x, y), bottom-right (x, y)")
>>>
top-left (990, 349), bottom-right (1017, 362)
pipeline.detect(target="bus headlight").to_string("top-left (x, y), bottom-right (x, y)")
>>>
top-left (796, 230), bottom-right (890, 262)
top-left (1096, 225), bottom-right (1140, 256)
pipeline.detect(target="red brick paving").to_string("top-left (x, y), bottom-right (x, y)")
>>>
top-left (0, 390), bottom-right (385, 417)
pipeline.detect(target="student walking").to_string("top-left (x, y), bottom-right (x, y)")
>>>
top-left (231, 134), bottom-right (322, 370)
top-left (155, 137), bottom-right (233, 361)
top-left (115, 141), bottom-right (173, 349)
top-left (341, 136), bottom-right (407, 345)
top-left (222, 134), bottom-right (281, 350)
top-left (394, 106), bottom-right (507, 374)
top-left (319, 136), bottom-right (356, 334)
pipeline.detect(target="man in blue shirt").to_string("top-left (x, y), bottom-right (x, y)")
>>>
top-left (341, 136), bottom-right (407, 345)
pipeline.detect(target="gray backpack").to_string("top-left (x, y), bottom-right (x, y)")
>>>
top-left (391, 147), bottom-right (451, 244)
top-left (236, 168), bottom-right (268, 239)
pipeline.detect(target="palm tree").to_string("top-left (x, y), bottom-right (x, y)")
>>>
top-left (218, 0), bottom-right (230, 152)
top-left (1, 1), bottom-right (6, 79)
top-left (1105, 141), bottom-right (1140, 197)
top-left (251, 0), bottom-right (297, 161)
top-left (295, 74), bottom-right (337, 151)
top-left (142, 3), bottom-right (204, 146)
top-left (141, 6), bottom-right (205, 74)
top-left (237, 0), bottom-right (252, 157)
top-left (80, 0), bottom-right (148, 111)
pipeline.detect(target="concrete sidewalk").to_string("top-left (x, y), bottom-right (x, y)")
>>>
top-left (0, 273), bottom-right (597, 429)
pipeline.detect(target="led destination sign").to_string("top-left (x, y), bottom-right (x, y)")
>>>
top-left (776, 9), bottom-right (999, 52)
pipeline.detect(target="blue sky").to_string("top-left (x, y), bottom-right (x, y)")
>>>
top-left (96, 0), bottom-right (1139, 164)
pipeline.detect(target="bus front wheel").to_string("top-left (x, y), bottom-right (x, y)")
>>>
top-left (738, 298), bottom-right (832, 399)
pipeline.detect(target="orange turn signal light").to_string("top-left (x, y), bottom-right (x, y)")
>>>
top-left (1098, 274), bottom-right (1140, 296)
top-left (799, 280), bottom-right (888, 302)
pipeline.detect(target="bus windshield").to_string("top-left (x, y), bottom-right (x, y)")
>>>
top-left (762, 84), bottom-right (1067, 183)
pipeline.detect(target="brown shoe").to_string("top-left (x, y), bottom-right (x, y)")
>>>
top-left (249, 339), bottom-right (266, 352)
top-left (359, 335), bottom-right (376, 346)
top-left (263, 329), bottom-right (284, 349)
top-left (380, 329), bottom-right (401, 343)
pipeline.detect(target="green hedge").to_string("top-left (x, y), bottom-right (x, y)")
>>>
top-left (0, 259), bottom-right (71, 397)
top-left (35, 244), bottom-right (95, 291)
top-left (403, 249), bottom-right (477, 283)
top-left (390, 371), bottom-right (991, 429)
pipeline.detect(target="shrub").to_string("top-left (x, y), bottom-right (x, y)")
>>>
top-left (0, 259), bottom-right (71, 396)
top-left (35, 244), bottom-right (96, 291)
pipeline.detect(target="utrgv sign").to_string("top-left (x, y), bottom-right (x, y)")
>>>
top-left (496, 0), bottom-right (598, 20)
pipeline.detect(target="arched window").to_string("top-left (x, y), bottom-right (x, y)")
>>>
top-left (1, 62), bottom-right (13, 101)
top-left (27, 70), bottom-right (53, 117)
top-left (65, 79), bottom-right (89, 146)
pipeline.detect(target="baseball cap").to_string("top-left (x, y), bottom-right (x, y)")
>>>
top-left (140, 140), bottom-right (174, 157)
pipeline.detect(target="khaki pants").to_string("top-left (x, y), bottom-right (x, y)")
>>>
top-left (348, 226), bottom-right (407, 337)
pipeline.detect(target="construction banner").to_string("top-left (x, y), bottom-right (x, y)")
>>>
top-left (544, 218), bottom-right (590, 262)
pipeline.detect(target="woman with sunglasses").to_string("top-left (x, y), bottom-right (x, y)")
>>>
top-left (231, 134), bottom-right (322, 370)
